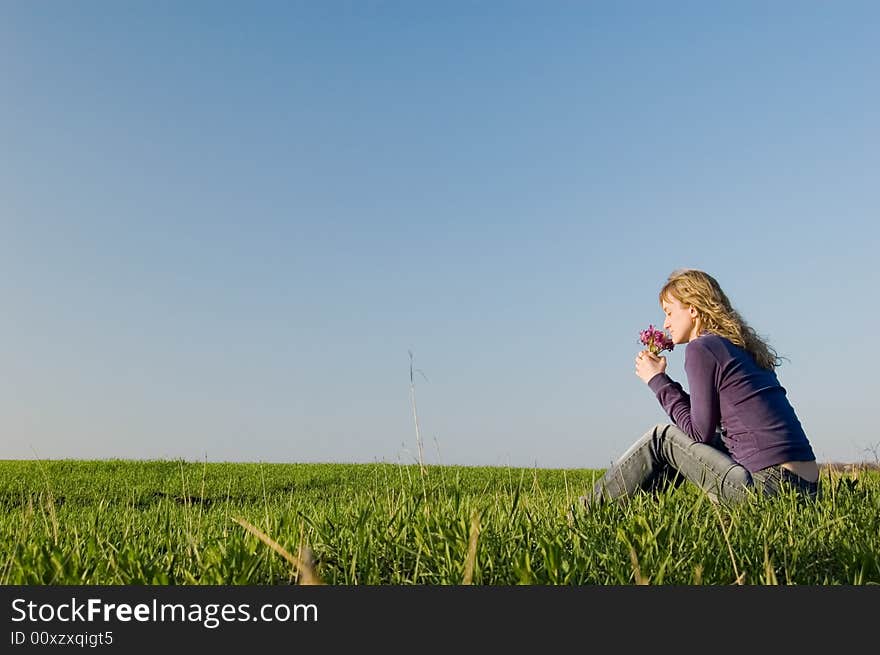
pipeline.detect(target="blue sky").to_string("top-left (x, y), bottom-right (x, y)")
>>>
top-left (2, 1), bottom-right (878, 468)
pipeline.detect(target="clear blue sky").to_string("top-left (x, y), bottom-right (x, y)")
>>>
top-left (2, 2), bottom-right (878, 468)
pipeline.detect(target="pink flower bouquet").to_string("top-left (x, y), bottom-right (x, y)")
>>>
top-left (639, 325), bottom-right (674, 355)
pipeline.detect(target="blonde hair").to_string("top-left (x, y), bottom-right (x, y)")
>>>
top-left (659, 269), bottom-right (781, 371)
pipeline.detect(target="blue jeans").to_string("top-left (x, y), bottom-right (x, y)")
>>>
top-left (584, 423), bottom-right (819, 507)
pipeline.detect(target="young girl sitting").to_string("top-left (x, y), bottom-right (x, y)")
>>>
top-left (581, 268), bottom-right (819, 509)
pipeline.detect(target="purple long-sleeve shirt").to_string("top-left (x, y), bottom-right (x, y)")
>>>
top-left (646, 333), bottom-right (815, 473)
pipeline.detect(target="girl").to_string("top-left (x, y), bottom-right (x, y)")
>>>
top-left (581, 269), bottom-right (819, 508)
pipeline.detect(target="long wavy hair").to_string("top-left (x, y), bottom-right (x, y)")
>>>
top-left (659, 269), bottom-right (781, 371)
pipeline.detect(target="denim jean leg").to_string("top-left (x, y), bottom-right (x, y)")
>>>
top-left (750, 465), bottom-right (820, 501)
top-left (655, 426), bottom-right (753, 505)
top-left (590, 424), bottom-right (753, 506)
top-left (750, 465), bottom-right (783, 496)
top-left (590, 424), bottom-right (667, 503)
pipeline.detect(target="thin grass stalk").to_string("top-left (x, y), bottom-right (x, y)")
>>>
top-left (31, 455), bottom-right (59, 545)
top-left (260, 463), bottom-right (270, 536)
top-left (231, 516), bottom-right (323, 585)
top-left (629, 546), bottom-right (649, 585)
top-left (409, 350), bottom-right (427, 478)
top-left (710, 502), bottom-right (744, 585)
top-left (763, 539), bottom-right (779, 585)
top-left (462, 510), bottom-right (481, 584)
top-left (197, 454), bottom-right (208, 538)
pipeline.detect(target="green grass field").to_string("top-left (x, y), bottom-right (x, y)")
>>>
top-left (1, 460), bottom-right (877, 585)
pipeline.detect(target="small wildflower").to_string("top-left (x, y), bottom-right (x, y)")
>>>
top-left (638, 324), bottom-right (674, 355)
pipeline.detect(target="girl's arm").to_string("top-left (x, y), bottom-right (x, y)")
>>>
top-left (647, 341), bottom-right (720, 442)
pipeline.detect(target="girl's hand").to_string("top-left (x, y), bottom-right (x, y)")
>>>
top-left (635, 349), bottom-right (666, 384)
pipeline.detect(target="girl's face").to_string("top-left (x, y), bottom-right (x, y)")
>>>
top-left (661, 294), bottom-right (701, 344)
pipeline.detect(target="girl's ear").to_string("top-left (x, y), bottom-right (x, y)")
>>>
top-left (688, 306), bottom-right (698, 317)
